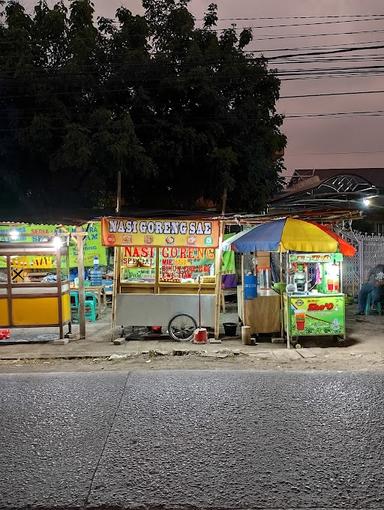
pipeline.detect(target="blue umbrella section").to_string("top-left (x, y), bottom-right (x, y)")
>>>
top-left (222, 219), bottom-right (286, 253)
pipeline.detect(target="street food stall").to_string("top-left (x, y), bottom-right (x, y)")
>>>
top-left (283, 251), bottom-right (347, 347)
top-left (223, 218), bottom-right (356, 348)
top-left (0, 241), bottom-right (71, 339)
top-left (101, 217), bottom-right (221, 341)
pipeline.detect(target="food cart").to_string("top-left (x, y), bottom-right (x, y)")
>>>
top-left (0, 241), bottom-right (71, 339)
top-left (223, 218), bottom-right (356, 348)
top-left (283, 252), bottom-right (347, 347)
top-left (101, 217), bottom-right (221, 341)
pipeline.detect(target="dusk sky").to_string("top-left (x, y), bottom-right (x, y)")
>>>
top-left (22, 0), bottom-right (384, 178)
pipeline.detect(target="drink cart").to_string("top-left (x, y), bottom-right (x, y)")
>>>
top-left (222, 217), bottom-right (356, 348)
top-left (102, 217), bottom-right (221, 341)
top-left (283, 252), bottom-right (346, 347)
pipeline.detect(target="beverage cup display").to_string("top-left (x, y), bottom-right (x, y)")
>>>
top-left (327, 280), bottom-right (334, 292)
top-left (333, 280), bottom-right (339, 292)
top-left (295, 310), bottom-right (306, 331)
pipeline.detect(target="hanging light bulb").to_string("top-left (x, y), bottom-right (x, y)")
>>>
top-left (52, 236), bottom-right (63, 249)
top-left (9, 229), bottom-right (20, 241)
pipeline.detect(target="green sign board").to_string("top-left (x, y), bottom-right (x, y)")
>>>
top-left (0, 223), bottom-right (107, 268)
top-left (288, 294), bottom-right (345, 337)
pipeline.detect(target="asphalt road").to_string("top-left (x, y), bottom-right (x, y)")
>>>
top-left (0, 370), bottom-right (383, 510)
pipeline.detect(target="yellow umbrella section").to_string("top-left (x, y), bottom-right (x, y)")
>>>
top-left (279, 218), bottom-right (339, 253)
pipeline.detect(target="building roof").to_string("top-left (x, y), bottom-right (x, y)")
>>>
top-left (287, 168), bottom-right (384, 189)
top-left (269, 168), bottom-right (384, 220)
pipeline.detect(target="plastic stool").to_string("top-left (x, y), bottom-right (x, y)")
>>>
top-left (70, 291), bottom-right (79, 307)
top-left (365, 292), bottom-right (383, 315)
top-left (85, 293), bottom-right (98, 321)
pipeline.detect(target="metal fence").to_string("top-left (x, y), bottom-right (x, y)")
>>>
top-left (339, 230), bottom-right (384, 296)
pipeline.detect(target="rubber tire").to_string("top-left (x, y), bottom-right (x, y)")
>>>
top-left (168, 313), bottom-right (197, 342)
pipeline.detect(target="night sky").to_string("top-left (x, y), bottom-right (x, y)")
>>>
top-left (21, 0), bottom-right (384, 178)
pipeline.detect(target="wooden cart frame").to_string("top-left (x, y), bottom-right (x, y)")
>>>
top-left (0, 242), bottom-right (71, 339)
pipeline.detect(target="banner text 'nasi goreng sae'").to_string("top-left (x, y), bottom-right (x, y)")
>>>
top-left (101, 218), bottom-right (220, 248)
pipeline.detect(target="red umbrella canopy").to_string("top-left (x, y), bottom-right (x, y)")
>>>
top-left (310, 223), bottom-right (356, 257)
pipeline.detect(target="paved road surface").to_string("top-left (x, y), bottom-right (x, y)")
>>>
top-left (0, 370), bottom-right (383, 509)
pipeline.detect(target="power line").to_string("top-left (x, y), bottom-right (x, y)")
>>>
top-left (200, 17), bottom-right (384, 32)
top-left (246, 39), bottom-right (384, 54)
top-left (286, 110), bottom-right (384, 118)
top-left (3, 87), bottom-right (381, 102)
top-left (252, 28), bottom-right (384, 44)
top-left (281, 89), bottom-right (384, 99)
top-left (267, 43), bottom-right (384, 60)
top-left (110, 16), bottom-right (384, 30)
top-left (249, 28), bottom-right (384, 42)
top-left (289, 150), bottom-right (384, 155)
top-left (206, 15), bottom-right (384, 21)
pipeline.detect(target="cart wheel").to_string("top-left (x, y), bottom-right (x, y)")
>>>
top-left (295, 343), bottom-right (302, 349)
top-left (168, 314), bottom-right (197, 342)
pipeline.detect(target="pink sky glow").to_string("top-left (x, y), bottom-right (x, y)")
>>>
top-left (21, 0), bottom-right (384, 179)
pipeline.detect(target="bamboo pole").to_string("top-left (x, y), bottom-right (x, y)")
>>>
top-left (214, 220), bottom-right (225, 341)
top-left (6, 256), bottom-right (12, 328)
top-left (279, 251), bottom-right (284, 340)
top-left (111, 247), bottom-right (121, 340)
top-left (111, 171), bottom-right (122, 340)
top-left (155, 248), bottom-right (160, 294)
top-left (56, 244), bottom-right (63, 339)
top-left (76, 227), bottom-right (86, 340)
top-left (241, 254), bottom-right (245, 327)
top-left (286, 252), bottom-right (290, 349)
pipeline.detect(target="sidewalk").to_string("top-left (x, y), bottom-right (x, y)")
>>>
top-left (0, 306), bottom-right (383, 367)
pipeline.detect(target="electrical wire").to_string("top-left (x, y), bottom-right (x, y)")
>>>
top-left (201, 15), bottom-right (384, 21)
top-left (281, 89), bottom-right (384, 99)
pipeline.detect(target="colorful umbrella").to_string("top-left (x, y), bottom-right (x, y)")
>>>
top-left (222, 218), bottom-right (356, 256)
top-left (310, 222), bottom-right (356, 257)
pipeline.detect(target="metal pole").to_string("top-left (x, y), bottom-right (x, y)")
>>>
top-left (359, 237), bottom-right (364, 288)
top-left (76, 227), bottom-right (86, 340)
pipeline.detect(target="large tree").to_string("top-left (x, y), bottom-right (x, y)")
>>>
top-left (0, 0), bottom-right (286, 216)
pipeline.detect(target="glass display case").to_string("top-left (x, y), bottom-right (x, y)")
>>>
top-left (119, 246), bottom-right (216, 294)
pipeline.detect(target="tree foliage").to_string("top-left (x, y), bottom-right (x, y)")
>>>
top-left (0, 0), bottom-right (286, 215)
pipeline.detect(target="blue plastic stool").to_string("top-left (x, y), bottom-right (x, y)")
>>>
top-left (85, 292), bottom-right (98, 322)
top-left (365, 291), bottom-right (383, 315)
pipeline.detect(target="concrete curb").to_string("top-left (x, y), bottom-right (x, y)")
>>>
top-left (0, 349), bottom-right (243, 361)
top-left (1, 347), bottom-right (384, 363)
